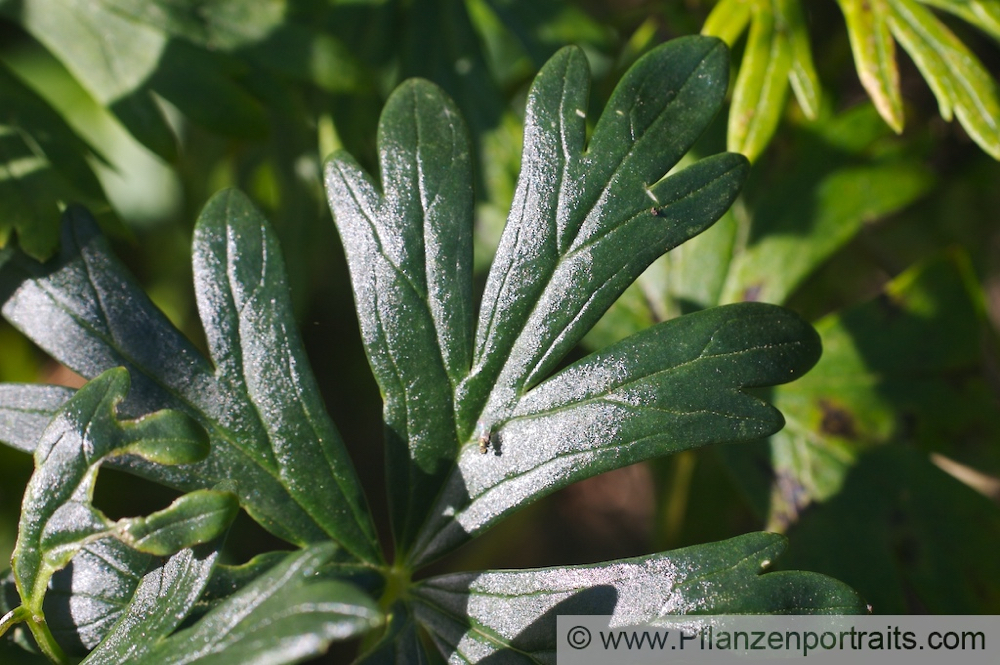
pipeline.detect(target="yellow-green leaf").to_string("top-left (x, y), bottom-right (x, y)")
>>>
top-left (838, 0), bottom-right (905, 132)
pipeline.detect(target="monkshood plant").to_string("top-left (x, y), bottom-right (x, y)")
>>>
top-left (0, 36), bottom-right (865, 664)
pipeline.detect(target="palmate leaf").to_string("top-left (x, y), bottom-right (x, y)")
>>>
top-left (413, 533), bottom-right (865, 663)
top-left (0, 193), bottom-right (380, 563)
top-left (326, 36), bottom-right (829, 573)
top-left (327, 37), bottom-right (785, 564)
top-left (411, 303), bottom-right (820, 564)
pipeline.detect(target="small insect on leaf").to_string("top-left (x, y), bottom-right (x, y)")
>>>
top-left (475, 420), bottom-right (491, 454)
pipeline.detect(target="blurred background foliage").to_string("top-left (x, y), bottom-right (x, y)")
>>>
top-left (1, 0), bottom-right (999, 626)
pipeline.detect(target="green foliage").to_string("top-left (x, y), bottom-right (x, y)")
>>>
top-left (0, 1), bottom-right (998, 663)
top-left (703, 0), bottom-right (1000, 161)
top-left (0, 36), bottom-right (867, 664)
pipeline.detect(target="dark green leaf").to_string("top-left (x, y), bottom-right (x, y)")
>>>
top-left (0, 385), bottom-right (74, 454)
top-left (354, 602), bottom-right (430, 665)
top-left (325, 79), bottom-right (473, 552)
top-left (43, 539), bottom-right (150, 655)
top-left (0, 195), bottom-right (380, 562)
top-left (6, 369), bottom-right (231, 661)
top-left (460, 38), bottom-right (742, 434)
top-left (12, 369), bottom-right (216, 611)
top-left (413, 532), bottom-right (866, 663)
top-left (192, 189), bottom-right (380, 561)
top-left (778, 445), bottom-right (1000, 612)
top-left (411, 303), bottom-right (820, 565)
top-left (81, 543), bottom-right (220, 664)
top-left (133, 543), bottom-right (382, 665)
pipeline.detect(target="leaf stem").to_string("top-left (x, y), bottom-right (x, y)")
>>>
top-left (25, 614), bottom-right (70, 664)
top-left (0, 605), bottom-right (29, 639)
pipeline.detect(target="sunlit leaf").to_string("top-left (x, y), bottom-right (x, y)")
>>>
top-left (836, 0), bottom-right (905, 131)
top-left (131, 544), bottom-right (382, 665)
top-left (325, 79), bottom-right (474, 553)
top-left (0, 195), bottom-right (380, 562)
top-left (728, 1), bottom-right (793, 161)
top-left (411, 303), bottom-right (819, 565)
top-left (888, 0), bottom-right (1000, 159)
top-left (414, 532), bottom-right (865, 663)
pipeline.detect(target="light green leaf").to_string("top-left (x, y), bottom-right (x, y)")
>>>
top-left (413, 532), bottom-right (866, 663)
top-left (703, 0), bottom-right (753, 46)
top-left (411, 303), bottom-right (820, 565)
top-left (118, 492), bottom-right (238, 556)
top-left (0, 194), bottom-right (380, 562)
top-left (133, 543), bottom-right (382, 665)
top-left (325, 79), bottom-right (474, 553)
top-left (728, 1), bottom-right (794, 161)
top-left (838, 0), bottom-right (905, 132)
top-left (888, 0), bottom-right (1000, 159)
top-left (0, 0), bottom-right (280, 159)
top-left (1, 0), bottom-right (177, 159)
top-left (918, 0), bottom-right (1000, 42)
top-left (0, 64), bottom-right (109, 260)
top-left (720, 157), bottom-right (934, 305)
top-left (766, 253), bottom-right (1000, 525)
top-left (783, 0), bottom-right (823, 119)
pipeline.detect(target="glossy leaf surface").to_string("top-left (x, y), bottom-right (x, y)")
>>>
top-left (325, 79), bottom-right (474, 552)
top-left (412, 303), bottom-right (821, 564)
top-left (131, 544), bottom-right (382, 665)
top-left (0, 194), bottom-right (379, 562)
top-left (5, 368), bottom-right (235, 661)
top-left (327, 37), bottom-right (760, 563)
top-left (463, 39), bottom-right (742, 431)
top-left (413, 532), bottom-right (865, 663)
top-left (81, 543), bottom-right (220, 664)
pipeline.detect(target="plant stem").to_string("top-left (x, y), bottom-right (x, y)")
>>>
top-left (25, 614), bottom-right (69, 664)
